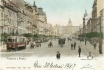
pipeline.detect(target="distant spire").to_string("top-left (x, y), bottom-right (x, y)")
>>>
top-left (83, 10), bottom-right (88, 18)
top-left (33, 0), bottom-right (36, 7)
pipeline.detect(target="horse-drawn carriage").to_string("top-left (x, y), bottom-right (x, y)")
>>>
top-left (58, 38), bottom-right (65, 47)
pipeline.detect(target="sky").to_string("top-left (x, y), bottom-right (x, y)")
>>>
top-left (25, 0), bottom-right (94, 26)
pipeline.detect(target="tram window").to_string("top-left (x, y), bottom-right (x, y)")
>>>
top-left (8, 38), bottom-right (12, 42)
top-left (13, 39), bottom-right (16, 42)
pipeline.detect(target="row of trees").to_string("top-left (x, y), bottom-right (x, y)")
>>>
top-left (22, 33), bottom-right (54, 38)
top-left (78, 32), bottom-right (103, 38)
top-left (1, 33), bottom-right (56, 42)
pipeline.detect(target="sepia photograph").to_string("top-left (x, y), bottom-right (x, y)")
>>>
top-left (0, 0), bottom-right (104, 70)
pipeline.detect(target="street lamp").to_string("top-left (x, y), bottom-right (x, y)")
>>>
top-left (98, 17), bottom-right (102, 54)
top-left (84, 18), bottom-right (91, 45)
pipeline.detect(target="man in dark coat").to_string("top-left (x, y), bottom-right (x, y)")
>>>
top-left (74, 42), bottom-right (76, 50)
top-left (78, 46), bottom-right (81, 57)
top-left (71, 43), bottom-right (73, 50)
top-left (56, 52), bottom-right (61, 59)
top-left (94, 43), bottom-right (96, 49)
top-left (48, 41), bottom-right (53, 47)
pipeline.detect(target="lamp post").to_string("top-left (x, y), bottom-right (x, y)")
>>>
top-left (99, 17), bottom-right (102, 54)
top-left (84, 19), bottom-right (91, 45)
top-left (85, 31), bottom-right (86, 45)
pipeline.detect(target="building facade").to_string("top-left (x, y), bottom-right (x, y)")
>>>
top-left (32, 1), bottom-right (39, 34)
top-left (56, 18), bottom-right (79, 38)
top-left (92, 0), bottom-right (103, 32)
top-left (2, 0), bottom-right (18, 35)
top-left (37, 7), bottom-right (47, 35)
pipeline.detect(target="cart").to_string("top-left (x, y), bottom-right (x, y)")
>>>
top-left (36, 42), bottom-right (41, 47)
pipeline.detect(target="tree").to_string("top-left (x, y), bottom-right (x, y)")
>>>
top-left (22, 33), bottom-right (32, 38)
top-left (1, 32), bottom-right (10, 42)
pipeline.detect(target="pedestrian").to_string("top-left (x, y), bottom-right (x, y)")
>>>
top-left (80, 38), bottom-right (81, 42)
top-left (30, 41), bottom-right (34, 48)
top-left (93, 43), bottom-right (96, 49)
top-left (78, 46), bottom-right (81, 57)
top-left (68, 38), bottom-right (69, 41)
top-left (56, 52), bottom-right (61, 59)
top-left (71, 43), bottom-right (73, 50)
top-left (33, 41), bottom-right (36, 47)
top-left (87, 52), bottom-right (93, 59)
top-left (74, 42), bottom-right (76, 50)
top-left (48, 41), bottom-right (53, 47)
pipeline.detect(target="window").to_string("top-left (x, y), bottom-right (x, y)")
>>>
top-left (8, 38), bottom-right (12, 42)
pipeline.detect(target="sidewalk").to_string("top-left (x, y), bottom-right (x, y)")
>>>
top-left (77, 40), bottom-right (102, 57)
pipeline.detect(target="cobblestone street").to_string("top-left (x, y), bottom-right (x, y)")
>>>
top-left (0, 39), bottom-right (102, 58)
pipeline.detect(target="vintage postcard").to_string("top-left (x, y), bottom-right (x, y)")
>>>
top-left (0, 0), bottom-right (104, 70)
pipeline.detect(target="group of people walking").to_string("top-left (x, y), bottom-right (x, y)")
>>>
top-left (48, 39), bottom-right (82, 58)
top-left (71, 42), bottom-right (76, 50)
top-left (70, 42), bottom-right (81, 57)
top-left (30, 40), bottom-right (41, 48)
top-left (29, 38), bottom-right (82, 58)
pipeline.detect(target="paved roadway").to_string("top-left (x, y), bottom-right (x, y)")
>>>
top-left (0, 38), bottom-right (102, 58)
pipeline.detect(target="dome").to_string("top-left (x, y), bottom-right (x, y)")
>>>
top-left (67, 18), bottom-right (72, 26)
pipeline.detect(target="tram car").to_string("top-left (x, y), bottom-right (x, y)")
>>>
top-left (58, 38), bottom-right (65, 47)
top-left (6, 36), bottom-right (27, 51)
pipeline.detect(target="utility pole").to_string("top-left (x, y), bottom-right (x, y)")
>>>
top-left (85, 33), bottom-right (86, 45)
top-left (99, 17), bottom-right (102, 54)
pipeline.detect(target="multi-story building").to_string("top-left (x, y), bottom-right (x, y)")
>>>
top-left (56, 24), bottom-right (62, 36)
top-left (0, 0), bottom-right (4, 44)
top-left (32, 1), bottom-right (39, 34)
top-left (2, 0), bottom-right (18, 35)
top-left (16, 0), bottom-right (27, 34)
top-left (57, 18), bottom-right (79, 38)
top-left (1, 0), bottom-right (37, 35)
top-left (50, 24), bottom-right (54, 36)
top-left (87, 18), bottom-right (92, 33)
top-left (83, 10), bottom-right (88, 34)
top-left (53, 25), bottom-right (57, 37)
top-left (100, 8), bottom-right (104, 45)
top-left (86, 13), bottom-right (92, 33)
top-left (92, 0), bottom-right (103, 32)
top-left (100, 9), bottom-right (104, 37)
top-left (0, 0), bottom-right (4, 33)
top-left (37, 7), bottom-right (47, 35)
top-left (24, 2), bottom-right (33, 34)
top-left (78, 24), bottom-right (83, 36)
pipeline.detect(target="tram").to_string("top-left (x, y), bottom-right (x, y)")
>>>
top-left (6, 36), bottom-right (27, 51)
top-left (58, 38), bottom-right (65, 47)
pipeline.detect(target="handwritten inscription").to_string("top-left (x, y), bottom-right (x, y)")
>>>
top-left (34, 61), bottom-right (76, 70)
